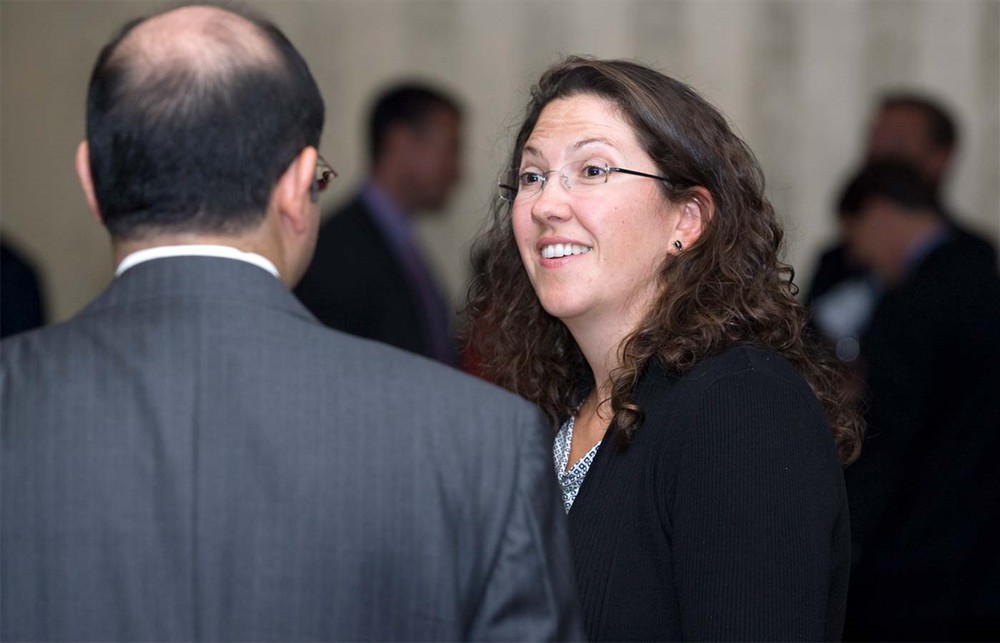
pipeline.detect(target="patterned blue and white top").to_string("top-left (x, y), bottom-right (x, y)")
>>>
top-left (553, 415), bottom-right (603, 514)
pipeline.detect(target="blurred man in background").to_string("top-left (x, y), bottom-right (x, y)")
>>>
top-left (0, 237), bottom-right (46, 338)
top-left (296, 83), bottom-right (462, 365)
top-left (807, 93), bottom-right (996, 358)
top-left (837, 161), bottom-right (1000, 640)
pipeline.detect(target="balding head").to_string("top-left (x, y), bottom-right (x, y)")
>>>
top-left (85, 3), bottom-right (324, 239)
top-left (114, 6), bottom-right (278, 87)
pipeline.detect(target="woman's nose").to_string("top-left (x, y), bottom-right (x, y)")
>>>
top-left (530, 175), bottom-right (573, 223)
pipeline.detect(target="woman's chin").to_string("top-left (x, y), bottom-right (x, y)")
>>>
top-left (538, 297), bottom-right (592, 325)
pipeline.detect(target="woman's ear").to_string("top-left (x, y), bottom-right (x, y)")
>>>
top-left (672, 186), bottom-right (713, 250)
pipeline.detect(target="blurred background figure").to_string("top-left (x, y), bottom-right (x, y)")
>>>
top-left (0, 237), bottom-right (47, 338)
top-left (837, 161), bottom-right (1000, 641)
top-left (295, 83), bottom-right (462, 365)
top-left (807, 93), bottom-right (996, 362)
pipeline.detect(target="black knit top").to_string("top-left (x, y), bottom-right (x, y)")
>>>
top-left (567, 345), bottom-right (849, 641)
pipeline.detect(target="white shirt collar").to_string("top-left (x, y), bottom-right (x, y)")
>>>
top-left (115, 245), bottom-right (280, 279)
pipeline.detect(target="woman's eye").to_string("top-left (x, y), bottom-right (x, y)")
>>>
top-left (581, 164), bottom-right (607, 179)
top-left (519, 172), bottom-right (543, 186)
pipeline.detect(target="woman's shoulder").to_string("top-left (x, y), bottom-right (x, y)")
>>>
top-left (643, 344), bottom-right (810, 400)
top-left (639, 344), bottom-right (839, 469)
top-left (638, 344), bottom-right (826, 443)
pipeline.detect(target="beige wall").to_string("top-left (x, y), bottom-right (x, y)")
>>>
top-left (2, 0), bottom-right (998, 322)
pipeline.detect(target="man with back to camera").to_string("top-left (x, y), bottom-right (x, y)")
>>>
top-left (807, 93), bottom-right (996, 355)
top-left (0, 5), bottom-right (582, 641)
top-left (295, 83), bottom-right (462, 365)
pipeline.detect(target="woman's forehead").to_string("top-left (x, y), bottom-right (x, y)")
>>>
top-left (524, 95), bottom-right (638, 158)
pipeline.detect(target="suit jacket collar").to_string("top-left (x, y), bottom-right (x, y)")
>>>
top-left (81, 255), bottom-right (316, 325)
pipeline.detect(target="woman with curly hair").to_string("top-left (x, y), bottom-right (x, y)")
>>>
top-left (465, 57), bottom-right (862, 642)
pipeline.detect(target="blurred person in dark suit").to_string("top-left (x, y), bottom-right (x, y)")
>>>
top-left (807, 93), bottom-right (996, 360)
top-left (0, 5), bottom-right (582, 640)
top-left (0, 237), bottom-right (46, 338)
top-left (838, 161), bottom-right (1000, 641)
top-left (295, 83), bottom-right (462, 365)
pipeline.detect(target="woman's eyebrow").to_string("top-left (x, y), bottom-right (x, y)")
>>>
top-left (521, 137), bottom-right (621, 162)
top-left (521, 145), bottom-right (542, 159)
top-left (572, 137), bottom-right (620, 152)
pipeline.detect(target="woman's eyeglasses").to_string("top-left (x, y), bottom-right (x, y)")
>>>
top-left (498, 159), bottom-right (670, 202)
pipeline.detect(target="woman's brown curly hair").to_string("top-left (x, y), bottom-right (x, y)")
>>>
top-left (465, 56), bottom-right (862, 465)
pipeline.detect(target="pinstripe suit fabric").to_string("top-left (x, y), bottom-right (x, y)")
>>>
top-left (1, 256), bottom-right (581, 641)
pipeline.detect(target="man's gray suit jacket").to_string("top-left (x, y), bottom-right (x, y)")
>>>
top-left (1, 256), bottom-right (582, 641)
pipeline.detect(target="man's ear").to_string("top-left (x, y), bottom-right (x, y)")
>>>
top-left (274, 146), bottom-right (318, 234)
top-left (75, 141), bottom-right (103, 224)
top-left (671, 186), bottom-right (713, 250)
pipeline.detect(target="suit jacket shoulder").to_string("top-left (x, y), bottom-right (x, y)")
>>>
top-left (1, 257), bottom-right (582, 641)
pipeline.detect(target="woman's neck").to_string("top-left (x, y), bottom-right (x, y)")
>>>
top-left (564, 311), bottom-right (637, 411)
top-left (566, 324), bottom-right (616, 396)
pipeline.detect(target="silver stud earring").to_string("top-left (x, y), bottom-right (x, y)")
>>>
top-left (673, 240), bottom-right (683, 251)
